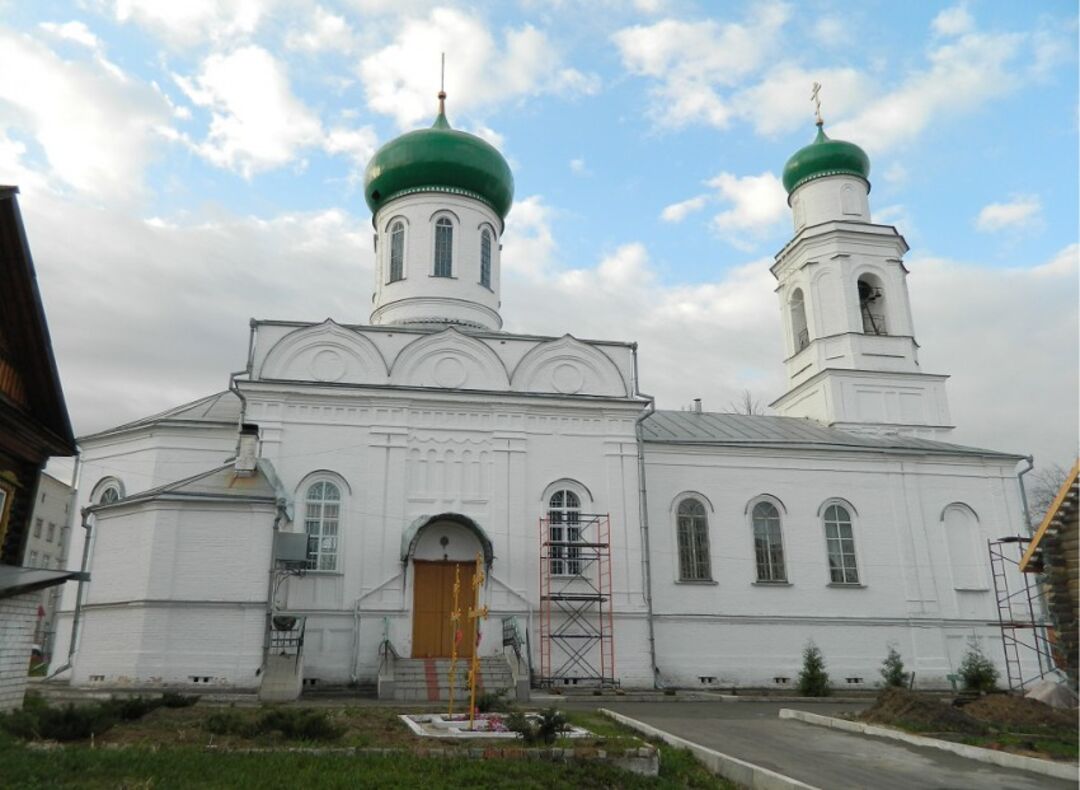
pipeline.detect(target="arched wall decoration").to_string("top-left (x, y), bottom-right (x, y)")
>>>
top-left (669, 490), bottom-right (715, 514)
top-left (743, 493), bottom-right (787, 515)
top-left (259, 320), bottom-right (389, 384)
top-left (91, 476), bottom-right (125, 505)
top-left (401, 512), bottom-right (494, 567)
top-left (389, 328), bottom-right (510, 390)
top-left (510, 335), bottom-right (628, 397)
top-left (817, 497), bottom-right (858, 518)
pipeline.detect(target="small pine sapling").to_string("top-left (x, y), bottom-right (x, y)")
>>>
top-left (958, 640), bottom-right (999, 693)
top-left (879, 644), bottom-right (909, 688)
top-left (798, 641), bottom-right (831, 697)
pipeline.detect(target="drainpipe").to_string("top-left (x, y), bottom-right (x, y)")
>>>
top-left (47, 504), bottom-right (93, 680)
top-left (1016, 455), bottom-right (1035, 535)
top-left (631, 343), bottom-right (661, 688)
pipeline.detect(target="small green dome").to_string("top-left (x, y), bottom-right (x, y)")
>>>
top-left (364, 108), bottom-right (514, 220)
top-left (782, 124), bottom-right (870, 194)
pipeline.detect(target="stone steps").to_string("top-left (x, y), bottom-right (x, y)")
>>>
top-left (387, 656), bottom-right (516, 702)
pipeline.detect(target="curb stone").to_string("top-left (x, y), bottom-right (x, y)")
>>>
top-left (778, 708), bottom-right (1076, 782)
top-left (599, 708), bottom-right (818, 790)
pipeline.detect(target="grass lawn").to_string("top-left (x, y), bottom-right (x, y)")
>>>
top-left (1, 700), bottom-right (737, 789)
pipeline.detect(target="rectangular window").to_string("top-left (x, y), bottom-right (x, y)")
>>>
top-left (826, 522), bottom-right (859, 584)
top-left (433, 219), bottom-right (453, 277)
top-left (46, 522), bottom-right (56, 542)
top-left (34, 518), bottom-right (42, 538)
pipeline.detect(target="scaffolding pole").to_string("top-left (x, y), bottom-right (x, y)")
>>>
top-left (988, 536), bottom-right (1054, 691)
top-left (538, 513), bottom-right (616, 688)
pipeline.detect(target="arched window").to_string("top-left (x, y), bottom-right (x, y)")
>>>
top-left (548, 489), bottom-right (581, 575)
top-left (943, 503), bottom-right (986, 590)
top-left (790, 288), bottom-right (808, 352)
top-left (823, 504), bottom-right (859, 584)
top-left (677, 498), bottom-right (711, 581)
top-left (434, 217), bottom-right (453, 277)
top-left (389, 221), bottom-right (405, 282)
top-left (304, 481), bottom-right (340, 570)
top-left (752, 502), bottom-right (786, 582)
top-left (480, 228), bottom-right (492, 288)
top-left (92, 477), bottom-right (124, 505)
top-left (857, 274), bottom-right (887, 335)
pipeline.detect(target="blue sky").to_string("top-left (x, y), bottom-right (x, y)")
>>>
top-left (1, 1), bottom-right (1077, 471)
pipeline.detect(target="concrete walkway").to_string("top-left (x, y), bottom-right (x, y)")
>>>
top-left (565, 700), bottom-right (1077, 790)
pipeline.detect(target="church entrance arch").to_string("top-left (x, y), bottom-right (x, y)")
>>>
top-left (402, 514), bottom-right (493, 659)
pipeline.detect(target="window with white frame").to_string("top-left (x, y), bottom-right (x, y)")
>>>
top-left (480, 228), bottom-right (492, 288)
top-left (434, 217), bottom-right (453, 277)
top-left (823, 504), bottom-right (859, 584)
top-left (304, 481), bottom-right (340, 571)
top-left (676, 498), bottom-right (711, 581)
top-left (548, 489), bottom-right (581, 575)
top-left (752, 501), bottom-right (786, 582)
top-left (389, 221), bottom-right (405, 282)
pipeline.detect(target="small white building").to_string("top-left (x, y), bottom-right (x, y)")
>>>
top-left (53, 101), bottom-right (1033, 695)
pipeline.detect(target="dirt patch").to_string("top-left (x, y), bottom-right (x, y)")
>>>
top-left (859, 688), bottom-right (989, 735)
top-left (963, 695), bottom-right (1076, 731)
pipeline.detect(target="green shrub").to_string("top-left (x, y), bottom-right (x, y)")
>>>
top-left (798, 641), bottom-right (831, 697)
top-left (958, 641), bottom-right (999, 693)
top-left (255, 708), bottom-right (343, 741)
top-left (160, 692), bottom-right (199, 708)
top-left (205, 710), bottom-right (252, 737)
top-left (505, 708), bottom-right (567, 745)
top-left (474, 691), bottom-right (510, 713)
top-left (879, 644), bottom-right (909, 688)
top-left (2, 702), bottom-right (118, 742)
top-left (103, 696), bottom-right (161, 721)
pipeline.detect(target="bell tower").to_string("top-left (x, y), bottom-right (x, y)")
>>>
top-left (770, 93), bottom-right (952, 438)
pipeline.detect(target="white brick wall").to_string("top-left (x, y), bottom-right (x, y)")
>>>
top-left (0, 594), bottom-right (38, 711)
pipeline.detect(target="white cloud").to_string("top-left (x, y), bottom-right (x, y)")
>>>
top-left (359, 8), bottom-right (599, 129)
top-left (39, 21), bottom-right (101, 50)
top-left (831, 28), bottom-right (1026, 152)
top-left (111, 0), bottom-right (265, 48)
top-left (286, 6), bottom-right (355, 53)
top-left (932, 4), bottom-right (974, 37)
top-left (660, 194), bottom-right (707, 223)
top-left (22, 191), bottom-right (370, 435)
top-left (975, 195), bottom-right (1043, 232)
top-left (912, 244), bottom-right (1078, 468)
top-left (175, 47), bottom-right (323, 177)
top-left (707, 172), bottom-right (788, 248)
top-left (733, 64), bottom-right (873, 136)
top-left (611, 4), bottom-right (790, 129)
top-left (0, 28), bottom-right (173, 199)
top-left (323, 125), bottom-right (378, 183)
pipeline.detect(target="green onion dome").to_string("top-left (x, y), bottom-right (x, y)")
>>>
top-left (782, 123), bottom-right (870, 195)
top-left (364, 104), bottom-right (515, 220)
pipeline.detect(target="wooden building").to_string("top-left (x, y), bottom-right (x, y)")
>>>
top-left (0, 185), bottom-right (80, 711)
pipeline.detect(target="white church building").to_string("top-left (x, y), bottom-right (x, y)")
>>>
top-left (52, 93), bottom-right (1032, 696)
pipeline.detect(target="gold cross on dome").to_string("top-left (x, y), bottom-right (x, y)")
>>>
top-left (811, 82), bottom-right (823, 125)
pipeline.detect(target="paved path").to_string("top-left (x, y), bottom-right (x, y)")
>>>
top-left (565, 700), bottom-right (1077, 790)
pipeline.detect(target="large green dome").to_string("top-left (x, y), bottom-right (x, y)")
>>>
top-left (364, 108), bottom-right (514, 220)
top-left (782, 124), bottom-right (870, 195)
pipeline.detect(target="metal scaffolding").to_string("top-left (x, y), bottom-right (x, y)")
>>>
top-left (538, 512), bottom-right (615, 688)
top-left (988, 536), bottom-right (1054, 691)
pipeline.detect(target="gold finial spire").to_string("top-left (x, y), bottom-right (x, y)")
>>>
top-left (438, 52), bottom-right (446, 115)
top-left (811, 81), bottom-right (823, 126)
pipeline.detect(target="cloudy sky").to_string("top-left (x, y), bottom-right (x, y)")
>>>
top-left (2, 1), bottom-right (1077, 474)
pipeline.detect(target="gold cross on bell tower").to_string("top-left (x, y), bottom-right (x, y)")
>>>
top-left (811, 81), bottom-right (823, 126)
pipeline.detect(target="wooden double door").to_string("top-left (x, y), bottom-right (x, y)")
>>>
top-left (412, 560), bottom-right (477, 658)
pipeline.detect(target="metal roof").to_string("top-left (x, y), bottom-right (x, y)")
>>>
top-left (79, 391), bottom-right (241, 442)
top-left (642, 410), bottom-right (1022, 459)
